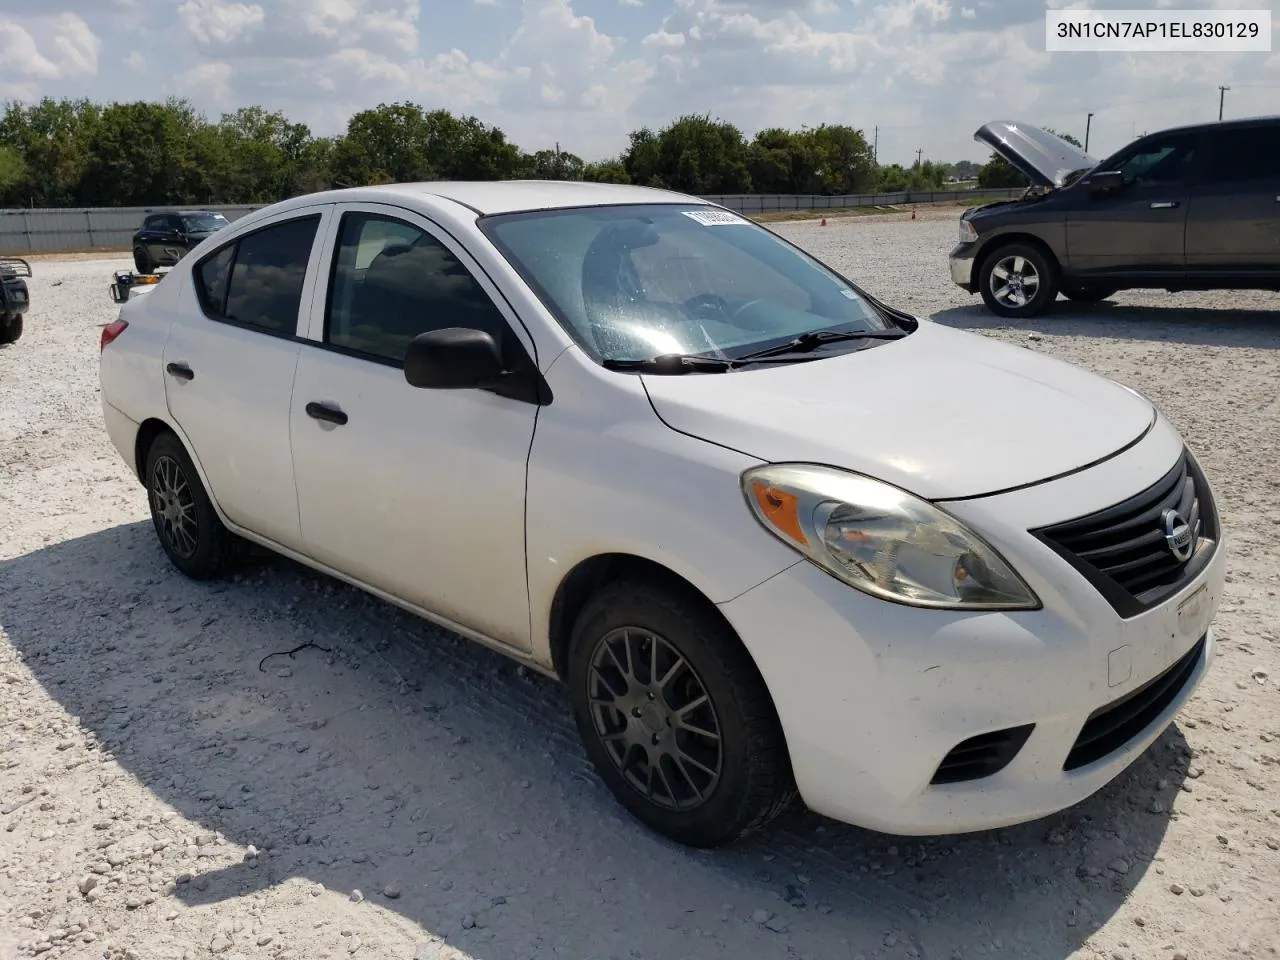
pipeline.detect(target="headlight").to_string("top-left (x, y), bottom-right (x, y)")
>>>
top-left (741, 463), bottom-right (1040, 610)
top-left (958, 218), bottom-right (978, 243)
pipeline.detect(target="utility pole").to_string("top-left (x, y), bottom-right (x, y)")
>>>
top-left (915, 147), bottom-right (923, 167)
top-left (1085, 112), bottom-right (1094, 152)
top-left (873, 126), bottom-right (878, 164)
top-left (1218, 85), bottom-right (1229, 121)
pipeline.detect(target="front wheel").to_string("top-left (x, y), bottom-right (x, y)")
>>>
top-left (133, 247), bottom-right (155, 275)
top-left (566, 579), bottom-right (796, 848)
top-left (144, 431), bottom-right (235, 579)
top-left (0, 314), bottom-right (22, 344)
top-left (978, 243), bottom-right (1059, 318)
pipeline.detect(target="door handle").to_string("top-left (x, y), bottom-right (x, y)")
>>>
top-left (305, 401), bottom-right (348, 425)
top-left (165, 362), bottom-right (194, 381)
top-left (1149, 201), bottom-right (1179, 209)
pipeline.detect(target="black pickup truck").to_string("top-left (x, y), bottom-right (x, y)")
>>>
top-left (0, 257), bottom-right (30, 344)
top-left (132, 210), bottom-right (230, 274)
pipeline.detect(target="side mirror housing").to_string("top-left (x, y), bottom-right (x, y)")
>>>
top-left (1087, 170), bottom-right (1125, 194)
top-left (404, 327), bottom-right (506, 389)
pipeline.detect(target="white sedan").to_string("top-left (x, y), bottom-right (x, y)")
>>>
top-left (98, 181), bottom-right (1225, 848)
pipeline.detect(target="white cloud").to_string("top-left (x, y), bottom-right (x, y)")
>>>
top-left (0, 13), bottom-right (100, 80)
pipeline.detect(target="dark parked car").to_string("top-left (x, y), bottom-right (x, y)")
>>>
top-left (0, 256), bottom-right (31, 345)
top-left (950, 116), bottom-right (1280, 317)
top-left (132, 210), bottom-right (230, 275)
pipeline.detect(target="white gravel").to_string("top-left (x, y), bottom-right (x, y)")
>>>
top-left (2, 218), bottom-right (1279, 960)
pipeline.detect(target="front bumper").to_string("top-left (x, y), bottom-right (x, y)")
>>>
top-left (949, 242), bottom-right (978, 292)
top-left (718, 425), bottom-right (1225, 836)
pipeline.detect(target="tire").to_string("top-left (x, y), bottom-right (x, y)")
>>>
top-left (566, 578), bottom-right (797, 848)
top-left (0, 313), bottom-right (21, 345)
top-left (1062, 285), bottom-right (1118, 303)
top-left (133, 247), bottom-right (155, 275)
top-left (978, 242), bottom-right (1059, 318)
top-left (143, 430), bottom-right (235, 579)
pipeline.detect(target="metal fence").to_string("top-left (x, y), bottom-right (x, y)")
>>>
top-left (0, 188), bottom-right (1023, 254)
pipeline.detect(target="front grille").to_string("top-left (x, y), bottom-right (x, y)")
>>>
top-left (1064, 635), bottom-right (1205, 771)
top-left (931, 724), bottom-right (1035, 785)
top-left (1031, 449), bottom-right (1219, 618)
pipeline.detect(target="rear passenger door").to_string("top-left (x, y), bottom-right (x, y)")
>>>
top-left (1185, 123), bottom-right (1280, 272)
top-left (163, 206), bottom-right (331, 552)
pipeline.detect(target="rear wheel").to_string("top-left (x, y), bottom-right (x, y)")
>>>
top-left (0, 313), bottom-right (21, 344)
top-left (978, 243), bottom-right (1059, 318)
top-left (1062, 285), bottom-right (1118, 303)
top-left (143, 430), bottom-right (235, 579)
top-left (133, 246), bottom-right (155, 275)
top-left (566, 578), bottom-right (796, 848)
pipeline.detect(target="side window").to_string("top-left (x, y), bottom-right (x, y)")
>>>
top-left (166, 215), bottom-right (183, 232)
top-left (142, 215), bottom-right (161, 231)
top-left (193, 214), bottom-right (320, 335)
top-left (1115, 134), bottom-right (1197, 186)
top-left (325, 211), bottom-right (510, 364)
top-left (1207, 127), bottom-right (1280, 184)
top-left (196, 245), bottom-right (235, 317)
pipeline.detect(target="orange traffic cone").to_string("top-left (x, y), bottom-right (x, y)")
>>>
top-left (911, 208), bottom-right (917, 220)
top-left (820, 217), bottom-right (828, 226)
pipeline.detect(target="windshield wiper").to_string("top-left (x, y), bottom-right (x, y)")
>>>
top-left (732, 328), bottom-right (906, 362)
top-left (602, 354), bottom-right (735, 374)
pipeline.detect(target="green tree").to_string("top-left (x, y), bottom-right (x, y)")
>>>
top-left (802, 124), bottom-right (877, 194)
top-left (524, 147), bottom-right (585, 180)
top-left (582, 159), bottom-right (630, 183)
top-left (0, 144), bottom-right (25, 201)
top-left (0, 97), bottom-right (100, 206)
top-left (623, 115), bottom-right (751, 194)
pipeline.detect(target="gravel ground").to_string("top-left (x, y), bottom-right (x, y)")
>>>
top-left (2, 216), bottom-right (1279, 960)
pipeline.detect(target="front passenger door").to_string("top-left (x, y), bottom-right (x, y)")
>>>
top-left (289, 205), bottom-right (541, 650)
top-left (1067, 132), bottom-right (1200, 277)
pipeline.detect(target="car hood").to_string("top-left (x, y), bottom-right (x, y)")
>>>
top-left (640, 321), bottom-right (1154, 501)
top-left (975, 120), bottom-right (1097, 188)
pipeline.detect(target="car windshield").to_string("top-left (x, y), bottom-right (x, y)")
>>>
top-left (182, 214), bottom-right (228, 232)
top-left (479, 204), bottom-right (896, 363)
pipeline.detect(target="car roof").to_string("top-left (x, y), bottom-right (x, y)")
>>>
top-left (1139, 114), bottom-right (1280, 139)
top-left (276, 180), bottom-right (711, 217)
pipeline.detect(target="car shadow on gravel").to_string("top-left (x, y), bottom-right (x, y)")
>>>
top-left (1, 521), bottom-right (1194, 960)
top-left (931, 301), bottom-right (1280, 349)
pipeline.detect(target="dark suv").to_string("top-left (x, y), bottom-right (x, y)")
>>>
top-left (950, 116), bottom-right (1280, 317)
top-left (1, 257), bottom-right (31, 345)
top-left (132, 210), bottom-right (230, 275)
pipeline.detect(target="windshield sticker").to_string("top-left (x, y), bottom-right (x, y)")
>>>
top-left (839, 289), bottom-right (857, 299)
top-left (682, 210), bottom-right (747, 226)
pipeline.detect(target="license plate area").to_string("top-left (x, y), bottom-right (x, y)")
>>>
top-left (1176, 583), bottom-right (1209, 638)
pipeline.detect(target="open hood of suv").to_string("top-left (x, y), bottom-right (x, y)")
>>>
top-left (975, 121), bottom-right (1097, 188)
top-left (640, 321), bottom-right (1155, 501)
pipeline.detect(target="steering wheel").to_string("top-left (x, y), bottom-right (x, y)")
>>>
top-left (680, 293), bottom-right (729, 319)
top-left (727, 298), bottom-right (773, 329)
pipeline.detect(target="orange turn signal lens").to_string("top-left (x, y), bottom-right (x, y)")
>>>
top-left (750, 482), bottom-right (808, 546)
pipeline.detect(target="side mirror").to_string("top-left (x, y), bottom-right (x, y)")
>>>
top-left (1087, 170), bottom-right (1125, 194)
top-left (404, 327), bottom-right (506, 390)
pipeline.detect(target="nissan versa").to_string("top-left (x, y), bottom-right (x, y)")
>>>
top-left (98, 181), bottom-right (1224, 848)
top-left (951, 116), bottom-right (1280, 317)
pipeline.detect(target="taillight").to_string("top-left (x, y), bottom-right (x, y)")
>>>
top-left (100, 319), bottom-right (129, 352)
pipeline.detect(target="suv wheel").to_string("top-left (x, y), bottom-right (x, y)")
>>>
top-left (144, 430), bottom-right (236, 579)
top-left (1062, 285), bottom-right (1118, 303)
top-left (978, 243), bottom-right (1058, 318)
top-left (0, 313), bottom-right (21, 344)
top-left (133, 247), bottom-right (155, 275)
top-left (566, 578), bottom-right (797, 848)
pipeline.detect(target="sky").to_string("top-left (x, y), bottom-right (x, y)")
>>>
top-left (0, 0), bottom-right (1276, 167)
